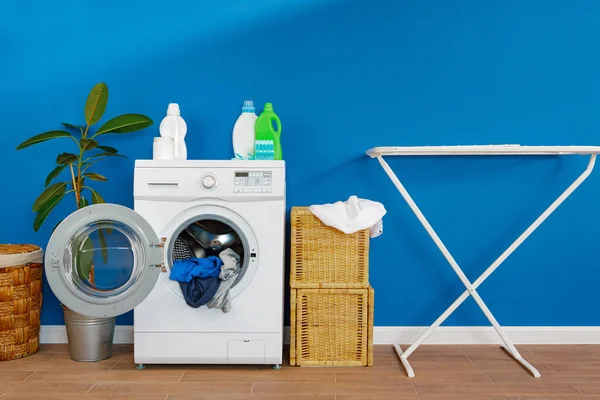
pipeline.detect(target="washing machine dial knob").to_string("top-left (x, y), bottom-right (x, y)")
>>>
top-left (201, 174), bottom-right (217, 189)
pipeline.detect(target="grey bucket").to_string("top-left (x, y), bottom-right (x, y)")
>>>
top-left (62, 305), bottom-right (116, 362)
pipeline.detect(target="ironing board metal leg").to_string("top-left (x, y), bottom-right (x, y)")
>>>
top-left (510, 350), bottom-right (542, 378)
top-left (393, 344), bottom-right (415, 378)
top-left (375, 154), bottom-right (596, 378)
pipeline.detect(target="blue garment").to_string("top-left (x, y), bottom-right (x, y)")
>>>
top-left (170, 256), bottom-right (223, 282)
top-left (179, 276), bottom-right (220, 308)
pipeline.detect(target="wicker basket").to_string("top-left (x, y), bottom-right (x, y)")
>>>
top-left (290, 207), bottom-right (369, 288)
top-left (290, 286), bottom-right (374, 367)
top-left (0, 244), bottom-right (43, 361)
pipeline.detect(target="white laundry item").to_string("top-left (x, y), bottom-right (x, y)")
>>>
top-left (369, 219), bottom-right (383, 238)
top-left (208, 248), bottom-right (241, 313)
top-left (309, 195), bottom-right (386, 238)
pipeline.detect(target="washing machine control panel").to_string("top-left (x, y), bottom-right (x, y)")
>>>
top-left (233, 171), bottom-right (272, 193)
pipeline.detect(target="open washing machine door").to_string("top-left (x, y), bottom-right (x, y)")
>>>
top-left (45, 203), bottom-right (162, 318)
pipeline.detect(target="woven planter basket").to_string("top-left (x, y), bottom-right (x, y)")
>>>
top-left (0, 244), bottom-right (43, 361)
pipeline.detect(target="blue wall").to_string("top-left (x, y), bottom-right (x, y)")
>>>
top-left (2, 0), bottom-right (600, 327)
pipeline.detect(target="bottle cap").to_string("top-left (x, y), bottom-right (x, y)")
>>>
top-left (167, 103), bottom-right (180, 116)
top-left (264, 102), bottom-right (273, 112)
top-left (242, 100), bottom-right (255, 113)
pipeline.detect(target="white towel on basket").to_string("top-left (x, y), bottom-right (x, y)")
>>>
top-left (309, 195), bottom-right (386, 238)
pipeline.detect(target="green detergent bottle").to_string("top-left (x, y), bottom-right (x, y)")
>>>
top-left (254, 102), bottom-right (282, 160)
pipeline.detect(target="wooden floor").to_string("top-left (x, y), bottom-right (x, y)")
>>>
top-left (0, 344), bottom-right (598, 399)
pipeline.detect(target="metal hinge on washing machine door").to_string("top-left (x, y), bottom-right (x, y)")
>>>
top-left (149, 237), bottom-right (167, 272)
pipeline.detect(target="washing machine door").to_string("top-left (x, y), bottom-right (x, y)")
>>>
top-left (45, 203), bottom-right (162, 318)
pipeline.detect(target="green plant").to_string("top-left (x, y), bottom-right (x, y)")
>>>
top-left (16, 82), bottom-right (153, 283)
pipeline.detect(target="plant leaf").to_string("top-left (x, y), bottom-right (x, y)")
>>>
top-left (75, 235), bottom-right (95, 281)
top-left (45, 165), bottom-right (67, 187)
top-left (33, 182), bottom-right (66, 212)
top-left (79, 196), bottom-right (89, 209)
top-left (81, 160), bottom-right (102, 175)
top-left (95, 114), bottom-right (153, 136)
top-left (98, 229), bottom-right (109, 264)
top-left (81, 152), bottom-right (125, 174)
top-left (88, 189), bottom-right (112, 234)
top-left (84, 82), bottom-right (109, 126)
top-left (56, 153), bottom-right (78, 165)
top-left (84, 172), bottom-right (107, 181)
top-left (33, 193), bottom-right (65, 231)
top-left (61, 122), bottom-right (85, 134)
top-left (16, 130), bottom-right (73, 150)
top-left (90, 188), bottom-right (105, 204)
top-left (80, 138), bottom-right (98, 151)
top-left (97, 145), bottom-right (117, 154)
top-left (89, 152), bottom-right (127, 161)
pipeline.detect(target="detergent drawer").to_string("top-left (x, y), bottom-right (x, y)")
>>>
top-left (134, 168), bottom-right (188, 201)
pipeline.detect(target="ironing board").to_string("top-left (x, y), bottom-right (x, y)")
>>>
top-left (366, 145), bottom-right (600, 378)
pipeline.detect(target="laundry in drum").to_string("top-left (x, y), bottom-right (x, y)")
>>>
top-left (169, 219), bottom-right (245, 310)
top-left (170, 256), bottom-right (223, 282)
top-left (208, 248), bottom-right (241, 313)
top-left (178, 275), bottom-right (221, 308)
top-left (174, 247), bottom-right (243, 310)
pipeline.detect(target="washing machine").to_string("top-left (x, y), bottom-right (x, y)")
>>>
top-left (44, 160), bottom-right (285, 366)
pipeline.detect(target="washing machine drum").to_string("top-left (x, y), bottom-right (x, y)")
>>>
top-left (185, 221), bottom-right (241, 253)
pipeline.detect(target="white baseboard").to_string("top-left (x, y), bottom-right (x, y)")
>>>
top-left (372, 326), bottom-right (600, 345)
top-left (40, 325), bottom-right (600, 345)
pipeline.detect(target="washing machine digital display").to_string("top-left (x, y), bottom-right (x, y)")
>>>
top-left (234, 171), bottom-right (273, 193)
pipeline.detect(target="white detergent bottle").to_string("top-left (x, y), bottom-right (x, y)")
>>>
top-left (232, 100), bottom-right (257, 158)
top-left (159, 103), bottom-right (187, 159)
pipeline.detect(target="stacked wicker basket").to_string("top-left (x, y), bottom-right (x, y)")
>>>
top-left (289, 207), bottom-right (374, 367)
